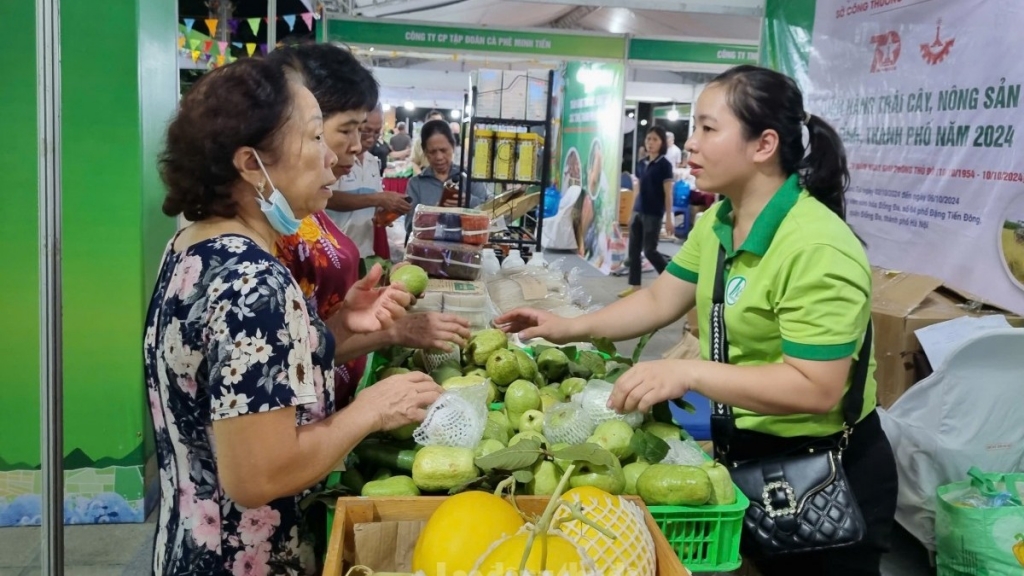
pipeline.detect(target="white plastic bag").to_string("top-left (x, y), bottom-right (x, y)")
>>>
top-left (541, 185), bottom-right (582, 251)
top-left (878, 328), bottom-right (1024, 552)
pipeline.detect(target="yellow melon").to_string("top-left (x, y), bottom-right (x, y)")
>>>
top-left (472, 531), bottom-right (593, 576)
top-left (412, 491), bottom-right (525, 576)
top-left (554, 486), bottom-right (657, 576)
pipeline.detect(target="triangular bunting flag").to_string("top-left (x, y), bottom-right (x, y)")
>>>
top-left (218, 41), bottom-right (228, 55)
top-left (246, 43), bottom-right (257, 57)
top-left (301, 13), bottom-right (314, 30)
top-left (217, 55), bottom-right (225, 67)
top-left (205, 18), bottom-right (218, 37)
top-left (232, 41), bottom-right (243, 49)
top-left (247, 17), bottom-right (261, 36)
top-left (191, 50), bottom-right (201, 63)
top-left (183, 18), bottom-right (195, 33)
top-left (298, 0), bottom-right (314, 12)
top-left (227, 18), bottom-right (239, 34)
top-left (189, 38), bottom-right (201, 51)
top-left (177, 35), bottom-right (186, 49)
top-left (203, 40), bottom-right (213, 54)
top-left (259, 43), bottom-right (268, 55)
top-left (283, 14), bottom-right (296, 31)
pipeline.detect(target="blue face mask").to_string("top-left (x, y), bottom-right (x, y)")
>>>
top-left (252, 152), bottom-right (302, 236)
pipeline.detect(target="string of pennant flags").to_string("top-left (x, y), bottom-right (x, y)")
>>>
top-left (178, 11), bottom-right (321, 67)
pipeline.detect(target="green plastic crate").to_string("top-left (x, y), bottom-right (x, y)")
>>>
top-left (647, 487), bottom-right (748, 572)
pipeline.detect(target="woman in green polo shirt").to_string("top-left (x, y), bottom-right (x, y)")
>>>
top-left (496, 65), bottom-right (896, 575)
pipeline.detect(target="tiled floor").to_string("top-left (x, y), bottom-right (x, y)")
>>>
top-left (0, 244), bottom-right (935, 575)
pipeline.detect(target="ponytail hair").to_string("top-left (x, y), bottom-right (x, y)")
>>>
top-left (802, 114), bottom-right (850, 220)
top-left (710, 65), bottom-right (851, 221)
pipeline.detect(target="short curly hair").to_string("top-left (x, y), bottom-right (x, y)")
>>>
top-left (266, 42), bottom-right (378, 118)
top-left (159, 58), bottom-right (295, 221)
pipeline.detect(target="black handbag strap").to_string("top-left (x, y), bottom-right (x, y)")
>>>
top-left (709, 243), bottom-right (873, 455)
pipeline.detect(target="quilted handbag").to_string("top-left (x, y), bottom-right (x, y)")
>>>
top-left (706, 245), bottom-right (868, 556)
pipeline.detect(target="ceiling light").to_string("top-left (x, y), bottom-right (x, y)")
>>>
top-left (450, 109), bottom-right (461, 119)
top-left (382, 103), bottom-right (391, 111)
top-left (640, 119), bottom-right (648, 126)
top-left (628, 112), bottom-right (635, 118)
top-left (404, 101), bottom-right (415, 111)
top-left (666, 108), bottom-right (680, 121)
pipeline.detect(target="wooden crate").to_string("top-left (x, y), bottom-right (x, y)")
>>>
top-left (325, 495), bottom-right (690, 576)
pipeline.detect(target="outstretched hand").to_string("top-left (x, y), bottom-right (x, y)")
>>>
top-left (493, 307), bottom-right (575, 344)
top-left (335, 263), bottom-right (412, 334)
top-left (606, 359), bottom-right (694, 414)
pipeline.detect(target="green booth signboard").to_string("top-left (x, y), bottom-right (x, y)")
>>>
top-left (0, 0), bottom-right (178, 526)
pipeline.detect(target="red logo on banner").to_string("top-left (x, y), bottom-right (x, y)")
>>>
top-left (921, 19), bottom-right (955, 65)
top-left (870, 31), bottom-right (901, 72)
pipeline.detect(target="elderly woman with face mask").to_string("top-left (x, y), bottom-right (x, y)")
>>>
top-left (145, 59), bottom-right (443, 575)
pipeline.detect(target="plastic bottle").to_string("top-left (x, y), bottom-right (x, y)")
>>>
top-left (501, 249), bottom-right (526, 271)
top-left (527, 250), bottom-right (547, 268)
top-left (542, 185), bottom-right (560, 219)
top-left (481, 248), bottom-right (501, 278)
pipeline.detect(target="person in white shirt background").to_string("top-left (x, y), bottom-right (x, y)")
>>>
top-left (328, 103), bottom-right (411, 257)
top-left (665, 131), bottom-right (684, 168)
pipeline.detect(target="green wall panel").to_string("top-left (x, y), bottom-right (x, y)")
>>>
top-left (761, 0), bottom-right (817, 86)
top-left (0, 0), bottom-right (177, 525)
top-left (0, 0), bottom-right (41, 471)
top-left (61, 0), bottom-right (150, 467)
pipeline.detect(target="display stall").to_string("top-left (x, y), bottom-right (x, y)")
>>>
top-left (323, 14), bottom-right (758, 274)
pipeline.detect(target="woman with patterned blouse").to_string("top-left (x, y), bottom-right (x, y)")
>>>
top-left (267, 44), bottom-right (472, 406)
top-left (144, 59), bottom-right (443, 575)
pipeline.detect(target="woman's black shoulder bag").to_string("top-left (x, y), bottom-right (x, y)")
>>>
top-left (707, 244), bottom-right (870, 557)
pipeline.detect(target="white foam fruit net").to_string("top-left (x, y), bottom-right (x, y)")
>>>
top-left (413, 382), bottom-right (489, 448)
top-left (578, 380), bottom-right (644, 429)
top-left (421, 344), bottom-right (461, 373)
top-left (661, 438), bottom-right (708, 466)
top-left (543, 401), bottom-right (595, 445)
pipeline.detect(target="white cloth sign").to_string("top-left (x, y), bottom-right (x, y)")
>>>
top-left (805, 0), bottom-right (1024, 314)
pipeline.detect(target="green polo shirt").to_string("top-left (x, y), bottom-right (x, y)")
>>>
top-left (666, 175), bottom-right (877, 438)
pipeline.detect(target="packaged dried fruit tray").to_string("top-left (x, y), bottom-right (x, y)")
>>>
top-left (410, 205), bottom-right (491, 245)
top-left (404, 239), bottom-right (483, 281)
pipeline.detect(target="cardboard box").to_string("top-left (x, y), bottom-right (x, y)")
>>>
top-left (526, 69), bottom-right (550, 121)
top-left (618, 189), bottom-right (635, 226)
top-left (324, 496), bottom-right (689, 576)
top-left (685, 307), bottom-right (699, 339)
top-left (475, 69), bottom-right (503, 118)
top-left (500, 70), bottom-right (529, 120)
top-left (423, 278), bottom-right (485, 296)
top-left (870, 267), bottom-right (1022, 408)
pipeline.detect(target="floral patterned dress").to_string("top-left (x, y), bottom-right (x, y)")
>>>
top-left (144, 233), bottom-right (336, 576)
top-left (274, 212), bottom-right (366, 405)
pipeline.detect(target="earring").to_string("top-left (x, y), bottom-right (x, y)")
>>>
top-left (256, 179), bottom-right (266, 196)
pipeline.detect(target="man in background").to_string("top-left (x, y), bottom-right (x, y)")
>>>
top-left (389, 122), bottom-right (412, 160)
top-left (665, 131), bottom-right (683, 168)
top-left (368, 128), bottom-right (390, 173)
top-left (330, 104), bottom-right (411, 258)
top-left (450, 121), bottom-right (463, 166)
